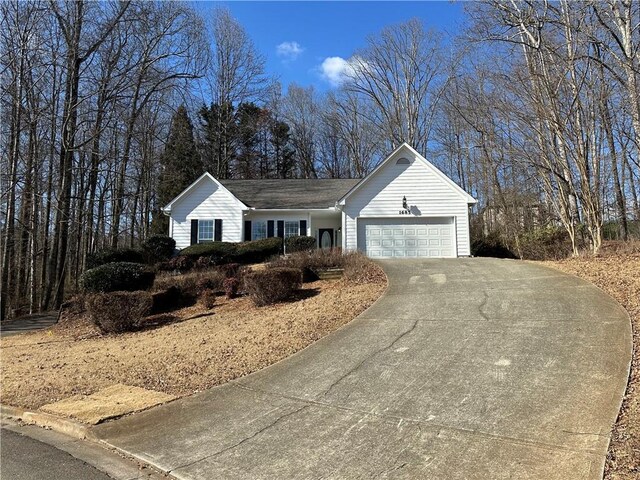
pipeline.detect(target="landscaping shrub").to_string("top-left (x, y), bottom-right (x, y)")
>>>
top-left (151, 286), bottom-right (182, 314)
top-left (235, 237), bottom-right (282, 264)
top-left (285, 235), bottom-right (316, 253)
top-left (220, 263), bottom-right (240, 278)
top-left (200, 290), bottom-right (217, 309)
top-left (244, 267), bottom-right (302, 306)
top-left (270, 249), bottom-right (344, 281)
top-left (86, 248), bottom-right (144, 269)
top-left (179, 238), bottom-right (282, 266)
top-left (141, 235), bottom-right (176, 263)
top-left (223, 277), bottom-right (240, 299)
top-left (342, 251), bottom-right (386, 284)
top-left (179, 242), bottom-right (236, 264)
top-left (86, 291), bottom-right (152, 334)
top-left (81, 262), bottom-right (155, 293)
top-left (517, 226), bottom-right (574, 260)
top-left (471, 233), bottom-right (517, 259)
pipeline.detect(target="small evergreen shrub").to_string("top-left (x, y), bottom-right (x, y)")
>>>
top-left (179, 242), bottom-right (236, 263)
top-left (86, 248), bottom-right (145, 269)
top-left (141, 235), bottom-right (176, 263)
top-left (244, 267), bottom-right (302, 306)
top-left (81, 262), bottom-right (155, 293)
top-left (223, 277), bottom-right (240, 299)
top-left (235, 237), bottom-right (282, 264)
top-left (285, 235), bottom-right (316, 253)
top-left (86, 291), bottom-right (152, 334)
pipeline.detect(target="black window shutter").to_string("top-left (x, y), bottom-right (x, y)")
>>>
top-left (190, 219), bottom-right (198, 245)
top-left (244, 220), bottom-right (252, 241)
top-left (214, 219), bottom-right (223, 242)
top-left (277, 220), bottom-right (284, 238)
top-left (267, 220), bottom-right (274, 238)
top-left (299, 220), bottom-right (307, 236)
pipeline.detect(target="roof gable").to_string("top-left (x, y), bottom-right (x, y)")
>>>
top-left (161, 172), bottom-right (247, 213)
top-left (338, 143), bottom-right (476, 205)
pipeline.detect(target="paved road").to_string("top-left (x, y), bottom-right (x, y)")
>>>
top-left (1, 312), bottom-right (57, 337)
top-left (94, 259), bottom-right (631, 480)
top-left (1, 428), bottom-right (111, 480)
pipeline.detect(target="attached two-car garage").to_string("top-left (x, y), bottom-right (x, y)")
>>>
top-left (358, 217), bottom-right (456, 258)
top-left (338, 143), bottom-right (476, 258)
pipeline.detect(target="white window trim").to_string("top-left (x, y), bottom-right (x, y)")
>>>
top-left (198, 219), bottom-right (215, 243)
top-left (284, 220), bottom-right (300, 239)
top-left (252, 220), bottom-right (267, 240)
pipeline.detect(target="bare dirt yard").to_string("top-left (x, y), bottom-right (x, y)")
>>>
top-left (0, 278), bottom-right (386, 412)
top-left (542, 247), bottom-right (640, 480)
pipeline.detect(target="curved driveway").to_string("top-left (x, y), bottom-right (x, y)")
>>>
top-left (95, 259), bottom-right (631, 480)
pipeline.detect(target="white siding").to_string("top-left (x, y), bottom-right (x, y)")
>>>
top-left (170, 177), bottom-right (244, 249)
top-left (342, 149), bottom-right (472, 256)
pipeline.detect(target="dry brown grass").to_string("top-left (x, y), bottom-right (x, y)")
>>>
top-left (0, 275), bottom-right (386, 411)
top-left (541, 250), bottom-right (640, 479)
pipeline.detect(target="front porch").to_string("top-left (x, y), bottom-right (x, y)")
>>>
top-left (242, 209), bottom-right (342, 249)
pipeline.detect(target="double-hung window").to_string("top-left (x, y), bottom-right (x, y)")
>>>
top-left (198, 220), bottom-right (215, 243)
top-left (252, 221), bottom-right (267, 240)
top-left (284, 221), bottom-right (299, 239)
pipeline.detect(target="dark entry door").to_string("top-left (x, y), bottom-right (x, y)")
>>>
top-left (318, 229), bottom-right (334, 249)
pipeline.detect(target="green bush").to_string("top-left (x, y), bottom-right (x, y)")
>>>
top-left (235, 237), bottom-right (282, 264)
top-left (141, 235), bottom-right (176, 263)
top-left (81, 262), bottom-right (155, 293)
top-left (86, 248), bottom-right (145, 269)
top-left (285, 236), bottom-right (316, 253)
top-left (179, 242), bottom-right (237, 263)
top-left (244, 267), bottom-right (302, 306)
top-left (86, 291), bottom-right (152, 334)
top-left (179, 238), bottom-right (282, 266)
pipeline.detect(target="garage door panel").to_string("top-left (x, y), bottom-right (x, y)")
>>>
top-left (361, 218), bottom-right (455, 258)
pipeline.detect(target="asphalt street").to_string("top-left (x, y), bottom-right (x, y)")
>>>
top-left (0, 428), bottom-right (111, 480)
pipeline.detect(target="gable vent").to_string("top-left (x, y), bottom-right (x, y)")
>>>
top-left (396, 157), bottom-right (411, 165)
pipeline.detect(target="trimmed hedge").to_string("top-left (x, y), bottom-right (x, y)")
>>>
top-left (179, 237), bottom-right (283, 266)
top-left (142, 235), bottom-right (176, 263)
top-left (81, 262), bottom-right (156, 293)
top-left (86, 248), bottom-right (145, 269)
top-left (179, 242), bottom-right (236, 263)
top-left (86, 291), bottom-right (152, 334)
top-left (285, 235), bottom-right (316, 253)
top-left (235, 237), bottom-right (282, 264)
top-left (244, 267), bottom-right (302, 306)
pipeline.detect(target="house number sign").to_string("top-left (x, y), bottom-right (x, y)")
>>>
top-left (399, 209), bottom-right (411, 215)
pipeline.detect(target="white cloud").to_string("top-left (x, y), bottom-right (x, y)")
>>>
top-left (319, 56), bottom-right (358, 87)
top-left (276, 41), bottom-right (304, 61)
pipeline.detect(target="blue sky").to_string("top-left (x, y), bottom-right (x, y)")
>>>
top-left (193, 1), bottom-right (465, 92)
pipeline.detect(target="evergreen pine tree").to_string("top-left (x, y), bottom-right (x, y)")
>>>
top-left (151, 106), bottom-right (203, 234)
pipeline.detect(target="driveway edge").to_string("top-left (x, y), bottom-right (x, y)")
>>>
top-left (533, 261), bottom-right (634, 480)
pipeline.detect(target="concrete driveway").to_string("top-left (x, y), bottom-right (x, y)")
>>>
top-left (94, 258), bottom-right (631, 480)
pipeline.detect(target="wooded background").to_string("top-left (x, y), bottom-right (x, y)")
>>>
top-left (2, 0), bottom-right (639, 320)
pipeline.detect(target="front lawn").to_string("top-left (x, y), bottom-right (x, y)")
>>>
top-left (1, 267), bottom-right (386, 412)
top-left (541, 247), bottom-right (640, 480)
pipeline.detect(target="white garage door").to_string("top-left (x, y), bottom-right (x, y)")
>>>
top-left (359, 218), bottom-right (456, 258)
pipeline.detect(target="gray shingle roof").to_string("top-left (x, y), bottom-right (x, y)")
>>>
top-left (219, 178), bottom-right (361, 209)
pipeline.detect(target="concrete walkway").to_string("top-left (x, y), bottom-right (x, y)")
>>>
top-left (94, 259), bottom-right (631, 480)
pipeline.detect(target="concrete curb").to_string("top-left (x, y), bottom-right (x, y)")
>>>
top-left (2, 405), bottom-right (172, 479)
top-left (1, 403), bottom-right (94, 440)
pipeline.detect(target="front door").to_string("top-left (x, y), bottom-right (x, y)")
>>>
top-left (318, 229), bottom-right (334, 250)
